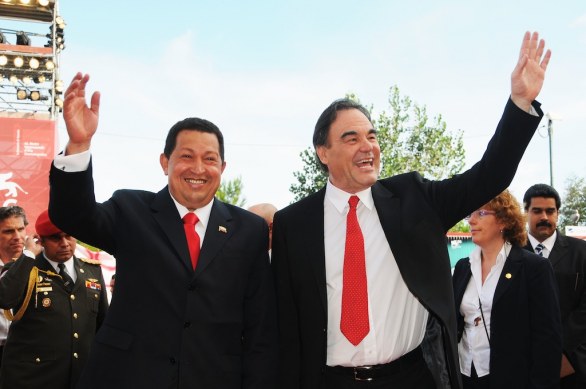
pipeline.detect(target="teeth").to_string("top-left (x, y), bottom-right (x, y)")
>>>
top-left (185, 179), bottom-right (205, 184)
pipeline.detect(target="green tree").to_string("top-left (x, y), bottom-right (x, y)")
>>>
top-left (289, 86), bottom-right (466, 201)
top-left (217, 176), bottom-right (246, 207)
top-left (559, 176), bottom-right (586, 232)
top-left (289, 148), bottom-right (328, 202)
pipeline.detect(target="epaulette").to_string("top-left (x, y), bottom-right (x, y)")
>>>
top-left (79, 257), bottom-right (101, 265)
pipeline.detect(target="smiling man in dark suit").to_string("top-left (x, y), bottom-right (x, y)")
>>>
top-left (47, 73), bottom-right (277, 388)
top-left (523, 183), bottom-right (586, 388)
top-left (271, 31), bottom-right (551, 389)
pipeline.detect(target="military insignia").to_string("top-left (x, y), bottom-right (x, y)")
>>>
top-left (37, 276), bottom-right (43, 282)
top-left (42, 298), bottom-right (51, 307)
top-left (85, 279), bottom-right (102, 290)
top-left (218, 226), bottom-right (227, 233)
top-left (36, 287), bottom-right (53, 293)
top-left (79, 257), bottom-right (101, 265)
top-left (80, 269), bottom-right (85, 273)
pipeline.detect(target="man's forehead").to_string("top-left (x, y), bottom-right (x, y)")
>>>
top-left (0, 216), bottom-right (25, 229)
top-left (529, 197), bottom-right (557, 208)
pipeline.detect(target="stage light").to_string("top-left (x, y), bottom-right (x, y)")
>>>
top-left (55, 16), bottom-right (65, 28)
top-left (16, 89), bottom-right (27, 100)
top-left (29, 57), bottom-right (39, 69)
top-left (55, 79), bottom-right (64, 92)
top-left (14, 57), bottom-right (24, 67)
top-left (22, 76), bottom-right (32, 85)
top-left (33, 75), bottom-right (46, 83)
top-left (45, 59), bottom-right (54, 70)
top-left (19, 0), bottom-right (32, 4)
top-left (38, 0), bottom-right (49, 6)
top-left (30, 90), bottom-right (41, 101)
top-left (54, 97), bottom-right (63, 107)
top-left (16, 31), bottom-right (31, 46)
top-left (0, 56), bottom-right (7, 66)
top-left (9, 75), bottom-right (18, 84)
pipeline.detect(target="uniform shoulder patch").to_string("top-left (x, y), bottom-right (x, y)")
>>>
top-left (79, 257), bottom-right (101, 265)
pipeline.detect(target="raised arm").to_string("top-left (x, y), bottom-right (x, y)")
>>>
top-left (510, 31), bottom-right (552, 112)
top-left (63, 72), bottom-right (101, 155)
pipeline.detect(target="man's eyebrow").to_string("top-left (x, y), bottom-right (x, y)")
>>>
top-left (340, 130), bottom-right (358, 139)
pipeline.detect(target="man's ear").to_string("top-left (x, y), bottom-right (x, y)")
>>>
top-left (160, 153), bottom-right (169, 175)
top-left (316, 146), bottom-right (328, 166)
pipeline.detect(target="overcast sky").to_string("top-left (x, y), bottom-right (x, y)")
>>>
top-left (7, 0), bottom-right (585, 210)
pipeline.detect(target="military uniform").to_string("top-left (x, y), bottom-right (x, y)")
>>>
top-left (0, 253), bottom-right (108, 389)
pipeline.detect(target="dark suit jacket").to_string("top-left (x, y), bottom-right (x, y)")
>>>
top-left (453, 246), bottom-right (562, 389)
top-left (48, 164), bottom-right (278, 389)
top-left (272, 99), bottom-right (543, 389)
top-left (525, 233), bottom-right (586, 386)
top-left (0, 254), bottom-right (108, 389)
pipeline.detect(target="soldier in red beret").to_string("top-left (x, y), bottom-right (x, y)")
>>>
top-left (0, 210), bottom-right (108, 389)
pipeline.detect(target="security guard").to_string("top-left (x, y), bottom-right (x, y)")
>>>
top-left (0, 210), bottom-right (108, 389)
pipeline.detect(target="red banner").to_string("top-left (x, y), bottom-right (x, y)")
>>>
top-left (0, 116), bottom-right (57, 228)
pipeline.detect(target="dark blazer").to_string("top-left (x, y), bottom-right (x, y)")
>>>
top-left (452, 246), bottom-right (562, 389)
top-left (272, 99), bottom-right (543, 389)
top-left (525, 233), bottom-right (586, 386)
top-left (0, 254), bottom-right (108, 389)
top-left (48, 164), bottom-right (278, 389)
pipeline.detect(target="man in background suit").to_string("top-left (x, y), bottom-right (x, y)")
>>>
top-left (272, 31), bottom-right (551, 389)
top-left (523, 183), bottom-right (586, 388)
top-left (0, 205), bottom-right (29, 367)
top-left (48, 73), bottom-right (277, 388)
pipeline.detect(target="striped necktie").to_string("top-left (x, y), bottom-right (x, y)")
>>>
top-left (535, 243), bottom-right (545, 257)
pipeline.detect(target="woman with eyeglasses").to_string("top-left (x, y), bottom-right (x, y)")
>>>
top-left (452, 189), bottom-right (562, 389)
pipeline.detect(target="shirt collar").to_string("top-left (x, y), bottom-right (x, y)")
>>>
top-left (44, 254), bottom-right (74, 274)
top-left (169, 191), bottom-right (214, 229)
top-left (469, 241), bottom-right (512, 267)
top-left (325, 180), bottom-right (374, 213)
top-left (527, 230), bottom-right (557, 252)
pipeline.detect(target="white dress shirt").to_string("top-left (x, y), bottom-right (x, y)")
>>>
top-left (324, 181), bottom-right (428, 367)
top-left (46, 255), bottom-right (77, 283)
top-left (458, 242), bottom-right (512, 377)
top-left (527, 231), bottom-right (557, 259)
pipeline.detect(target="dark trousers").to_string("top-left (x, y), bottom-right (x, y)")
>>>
top-left (461, 363), bottom-right (490, 389)
top-left (325, 349), bottom-right (436, 389)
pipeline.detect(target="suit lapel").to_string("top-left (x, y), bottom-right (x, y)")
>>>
top-left (548, 233), bottom-right (568, 268)
top-left (194, 199), bottom-right (232, 278)
top-left (371, 182), bottom-right (403, 264)
top-left (493, 246), bottom-right (522, 305)
top-left (151, 187), bottom-right (193, 271)
top-left (306, 190), bottom-right (327, 317)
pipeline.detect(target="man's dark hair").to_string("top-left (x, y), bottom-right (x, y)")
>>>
top-left (163, 117), bottom-right (224, 161)
top-left (312, 98), bottom-right (372, 172)
top-left (0, 205), bottom-right (28, 226)
top-left (523, 183), bottom-right (561, 210)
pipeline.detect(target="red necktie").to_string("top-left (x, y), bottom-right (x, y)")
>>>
top-left (340, 195), bottom-right (370, 346)
top-left (183, 213), bottom-right (200, 269)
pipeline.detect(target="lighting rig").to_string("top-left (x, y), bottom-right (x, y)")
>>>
top-left (0, 0), bottom-right (65, 118)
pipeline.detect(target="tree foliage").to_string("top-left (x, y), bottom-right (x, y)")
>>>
top-left (559, 175), bottom-right (586, 232)
top-left (289, 85), bottom-right (466, 202)
top-left (217, 176), bottom-right (246, 207)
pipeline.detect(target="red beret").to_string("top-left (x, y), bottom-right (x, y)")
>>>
top-left (35, 210), bottom-right (62, 237)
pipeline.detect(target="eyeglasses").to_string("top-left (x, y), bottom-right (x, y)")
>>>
top-left (464, 210), bottom-right (496, 221)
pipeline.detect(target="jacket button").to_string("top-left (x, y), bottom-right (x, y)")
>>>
top-left (73, 353), bottom-right (78, 359)
top-left (169, 357), bottom-right (176, 364)
top-left (184, 321), bottom-right (191, 328)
